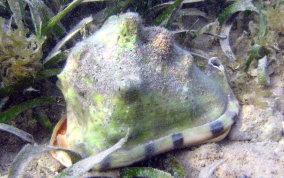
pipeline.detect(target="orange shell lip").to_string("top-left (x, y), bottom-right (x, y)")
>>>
top-left (50, 115), bottom-right (72, 167)
top-left (50, 115), bottom-right (68, 148)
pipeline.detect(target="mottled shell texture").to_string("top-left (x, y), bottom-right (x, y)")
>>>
top-left (57, 12), bottom-right (234, 158)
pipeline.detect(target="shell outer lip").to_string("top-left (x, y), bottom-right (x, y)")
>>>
top-left (50, 99), bottom-right (238, 169)
top-left (50, 115), bottom-right (73, 167)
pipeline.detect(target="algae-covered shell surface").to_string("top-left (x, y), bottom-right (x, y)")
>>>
top-left (53, 12), bottom-right (239, 169)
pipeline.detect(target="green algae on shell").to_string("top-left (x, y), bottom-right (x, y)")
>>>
top-left (51, 12), bottom-right (239, 169)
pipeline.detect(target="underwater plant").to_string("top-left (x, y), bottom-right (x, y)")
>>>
top-left (265, 4), bottom-right (284, 33)
top-left (0, 18), bottom-right (44, 86)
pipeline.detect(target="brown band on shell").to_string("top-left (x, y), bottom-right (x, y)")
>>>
top-left (100, 155), bottom-right (113, 170)
top-left (172, 132), bottom-right (184, 148)
top-left (210, 120), bottom-right (225, 137)
top-left (144, 142), bottom-right (156, 158)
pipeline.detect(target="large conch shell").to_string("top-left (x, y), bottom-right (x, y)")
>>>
top-left (50, 12), bottom-right (239, 170)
